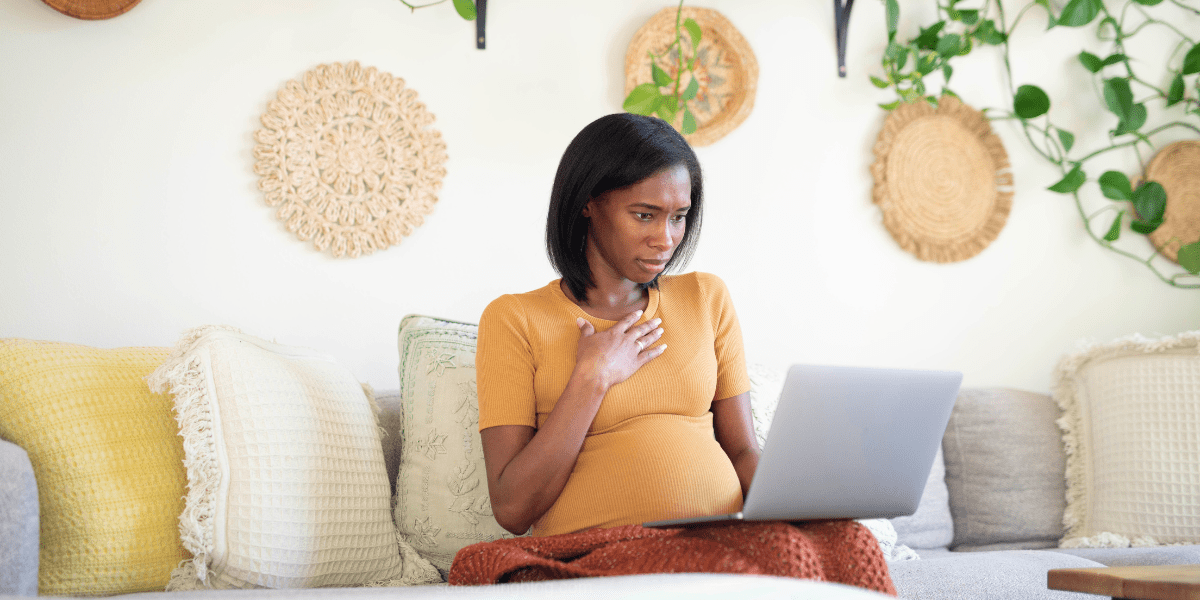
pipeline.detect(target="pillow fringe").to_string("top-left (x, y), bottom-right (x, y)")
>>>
top-left (148, 325), bottom-right (239, 586)
top-left (1053, 330), bottom-right (1200, 547)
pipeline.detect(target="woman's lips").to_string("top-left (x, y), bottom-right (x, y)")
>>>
top-left (638, 259), bottom-right (667, 273)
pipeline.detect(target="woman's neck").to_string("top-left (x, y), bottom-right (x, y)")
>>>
top-left (560, 279), bottom-right (648, 321)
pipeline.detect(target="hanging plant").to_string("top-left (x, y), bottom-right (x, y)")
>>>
top-left (872, 0), bottom-right (1200, 288)
top-left (399, 0), bottom-right (477, 20)
top-left (622, 0), bottom-right (705, 135)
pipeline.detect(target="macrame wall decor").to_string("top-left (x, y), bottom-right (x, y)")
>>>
top-left (871, 95), bottom-right (1013, 263)
top-left (253, 61), bottom-right (448, 258)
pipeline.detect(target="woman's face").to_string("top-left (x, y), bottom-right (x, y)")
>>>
top-left (582, 164), bottom-right (692, 287)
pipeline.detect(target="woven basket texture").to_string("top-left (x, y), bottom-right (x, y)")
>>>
top-left (0, 339), bottom-right (187, 596)
top-left (624, 7), bottom-right (758, 147)
top-left (1146, 140), bottom-right (1200, 263)
top-left (253, 61), bottom-right (447, 258)
top-left (871, 96), bottom-right (1013, 263)
top-left (42, 0), bottom-right (141, 19)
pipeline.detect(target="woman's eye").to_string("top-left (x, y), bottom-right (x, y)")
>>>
top-left (670, 215), bottom-right (687, 224)
top-left (635, 213), bottom-right (653, 221)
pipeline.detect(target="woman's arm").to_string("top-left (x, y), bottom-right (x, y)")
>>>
top-left (711, 391), bottom-right (760, 500)
top-left (480, 310), bottom-right (665, 535)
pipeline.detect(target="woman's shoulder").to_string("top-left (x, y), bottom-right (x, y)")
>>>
top-left (481, 281), bottom-right (564, 324)
top-left (660, 271), bottom-right (730, 297)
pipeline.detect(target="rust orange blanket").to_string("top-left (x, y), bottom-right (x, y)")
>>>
top-left (449, 520), bottom-right (896, 595)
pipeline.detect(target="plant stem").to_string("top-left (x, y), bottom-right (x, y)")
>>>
top-left (398, 0), bottom-right (447, 11)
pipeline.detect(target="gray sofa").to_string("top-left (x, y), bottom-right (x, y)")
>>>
top-left (3, 386), bottom-right (1197, 599)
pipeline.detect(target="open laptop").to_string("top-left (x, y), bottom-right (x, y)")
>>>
top-left (645, 363), bottom-right (962, 528)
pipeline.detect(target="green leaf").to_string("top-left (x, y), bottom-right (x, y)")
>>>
top-left (1057, 128), bottom-right (1075, 152)
top-left (885, 42), bottom-right (906, 67)
top-left (651, 62), bottom-right (673, 87)
top-left (1103, 77), bottom-right (1134, 119)
top-left (681, 77), bottom-right (699, 101)
top-left (1014, 84), bottom-right (1051, 119)
top-left (1132, 180), bottom-right (1166, 224)
top-left (684, 18), bottom-right (702, 51)
top-left (916, 22), bottom-right (946, 49)
top-left (879, 100), bottom-right (901, 110)
top-left (681, 109), bottom-right (697, 135)
top-left (623, 83), bottom-right (662, 115)
top-left (1035, 0), bottom-right (1057, 28)
top-left (1048, 163), bottom-right (1086, 193)
top-left (452, 0), bottom-right (477, 20)
top-left (1098, 171), bottom-right (1132, 200)
top-left (870, 74), bottom-right (891, 89)
top-left (1078, 51), bottom-right (1103, 73)
top-left (1131, 221), bottom-right (1160, 234)
top-left (958, 9), bottom-right (980, 25)
top-left (1184, 43), bottom-right (1200, 75)
top-left (886, 0), bottom-right (900, 41)
top-left (1058, 0), bottom-right (1102, 27)
top-left (1103, 211), bottom-right (1124, 241)
top-left (656, 95), bottom-right (678, 123)
top-left (1114, 104), bottom-right (1148, 136)
top-left (973, 20), bottom-right (1007, 45)
top-left (1101, 54), bottom-right (1128, 67)
top-left (1167, 74), bottom-right (1185, 106)
top-left (917, 53), bottom-right (938, 76)
top-left (936, 34), bottom-right (963, 58)
top-left (943, 63), bottom-right (954, 82)
top-left (1132, 0), bottom-right (1163, 5)
top-left (1178, 242), bottom-right (1200, 274)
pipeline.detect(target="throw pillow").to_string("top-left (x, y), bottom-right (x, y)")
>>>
top-left (147, 326), bottom-right (440, 589)
top-left (0, 339), bottom-right (188, 596)
top-left (393, 315), bottom-right (517, 572)
top-left (942, 388), bottom-right (1066, 550)
top-left (1054, 331), bottom-right (1200, 548)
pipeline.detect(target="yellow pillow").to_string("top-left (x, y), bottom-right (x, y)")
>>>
top-left (0, 339), bottom-right (189, 595)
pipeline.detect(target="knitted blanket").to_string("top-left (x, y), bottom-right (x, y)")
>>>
top-left (449, 520), bottom-right (896, 595)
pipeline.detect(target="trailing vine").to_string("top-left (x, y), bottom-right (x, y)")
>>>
top-left (873, 0), bottom-right (1200, 288)
top-left (622, 0), bottom-right (705, 134)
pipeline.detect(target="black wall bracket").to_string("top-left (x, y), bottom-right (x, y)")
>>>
top-left (834, 0), bottom-right (854, 77)
top-left (475, 0), bottom-right (487, 49)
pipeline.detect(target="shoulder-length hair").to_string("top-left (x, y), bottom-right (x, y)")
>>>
top-left (546, 113), bottom-right (704, 303)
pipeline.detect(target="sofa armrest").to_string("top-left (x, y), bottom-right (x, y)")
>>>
top-left (0, 439), bottom-right (38, 596)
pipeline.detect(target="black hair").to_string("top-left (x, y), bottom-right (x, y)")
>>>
top-left (545, 113), bottom-right (704, 304)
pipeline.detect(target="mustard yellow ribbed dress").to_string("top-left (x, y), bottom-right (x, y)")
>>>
top-left (476, 272), bottom-right (751, 536)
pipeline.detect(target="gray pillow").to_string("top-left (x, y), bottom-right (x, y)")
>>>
top-left (890, 447), bottom-right (954, 549)
top-left (942, 388), bottom-right (1066, 550)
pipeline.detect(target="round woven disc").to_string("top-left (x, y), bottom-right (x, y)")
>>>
top-left (42, 0), bottom-right (141, 20)
top-left (252, 61), bottom-right (448, 258)
top-left (624, 7), bottom-right (758, 147)
top-left (1146, 140), bottom-right (1200, 263)
top-left (870, 96), bottom-right (1013, 263)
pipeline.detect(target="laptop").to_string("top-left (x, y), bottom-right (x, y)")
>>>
top-left (645, 363), bottom-right (962, 528)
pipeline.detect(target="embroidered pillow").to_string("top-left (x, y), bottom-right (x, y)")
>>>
top-left (0, 339), bottom-right (188, 595)
top-left (147, 326), bottom-right (440, 589)
top-left (393, 315), bottom-right (517, 572)
top-left (1054, 331), bottom-right (1200, 548)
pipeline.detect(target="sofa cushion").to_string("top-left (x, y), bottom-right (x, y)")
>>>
top-left (0, 339), bottom-right (188, 596)
top-left (393, 316), bottom-right (517, 572)
top-left (1053, 330), bottom-right (1200, 547)
top-left (0, 439), bottom-right (41, 596)
top-left (888, 549), bottom-right (1104, 600)
top-left (148, 326), bottom-right (439, 590)
top-left (1050, 545), bottom-right (1200, 567)
top-left (942, 388), bottom-right (1066, 550)
top-left (890, 446), bottom-right (954, 549)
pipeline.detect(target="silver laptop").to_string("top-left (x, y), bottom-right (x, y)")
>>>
top-left (645, 363), bottom-right (962, 528)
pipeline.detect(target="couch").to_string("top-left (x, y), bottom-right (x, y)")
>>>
top-left (2, 323), bottom-right (1198, 599)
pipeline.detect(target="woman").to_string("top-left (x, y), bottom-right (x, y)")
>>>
top-left (475, 113), bottom-right (760, 537)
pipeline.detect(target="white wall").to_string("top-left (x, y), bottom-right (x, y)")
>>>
top-left (2, 0), bottom-right (1197, 393)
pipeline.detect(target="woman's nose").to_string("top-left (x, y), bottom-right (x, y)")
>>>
top-left (649, 220), bottom-right (675, 250)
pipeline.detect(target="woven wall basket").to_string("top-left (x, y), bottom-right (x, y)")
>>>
top-left (1146, 140), bottom-right (1200, 264)
top-left (253, 61), bottom-right (447, 258)
top-left (42, 0), bottom-right (140, 19)
top-left (871, 96), bottom-right (1013, 263)
top-left (624, 7), bottom-right (758, 147)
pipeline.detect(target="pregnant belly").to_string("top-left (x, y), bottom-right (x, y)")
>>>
top-left (532, 413), bottom-right (743, 537)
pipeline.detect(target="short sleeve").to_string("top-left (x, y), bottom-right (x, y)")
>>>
top-left (476, 294), bottom-right (538, 430)
top-left (702, 274), bottom-right (751, 401)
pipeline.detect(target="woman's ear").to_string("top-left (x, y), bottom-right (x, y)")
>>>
top-left (581, 199), bottom-right (594, 218)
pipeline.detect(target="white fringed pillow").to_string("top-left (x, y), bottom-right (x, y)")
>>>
top-left (148, 327), bottom-right (440, 589)
top-left (1054, 330), bottom-right (1200, 548)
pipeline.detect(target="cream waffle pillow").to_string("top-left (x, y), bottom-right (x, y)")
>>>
top-left (0, 339), bottom-right (188, 595)
top-left (148, 326), bottom-right (440, 589)
top-left (1054, 330), bottom-right (1200, 548)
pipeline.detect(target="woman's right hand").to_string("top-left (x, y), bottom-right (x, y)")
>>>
top-left (573, 310), bottom-right (666, 391)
